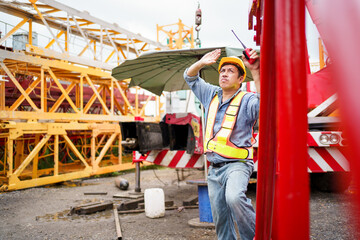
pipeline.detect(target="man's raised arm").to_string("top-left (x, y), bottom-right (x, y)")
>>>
top-left (187, 49), bottom-right (222, 78)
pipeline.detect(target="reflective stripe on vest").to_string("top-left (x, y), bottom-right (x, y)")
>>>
top-left (204, 91), bottom-right (253, 159)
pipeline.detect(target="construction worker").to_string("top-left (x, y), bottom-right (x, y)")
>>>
top-left (183, 48), bottom-right (260, 240)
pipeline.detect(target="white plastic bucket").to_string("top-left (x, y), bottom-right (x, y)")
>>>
top-left (144, 188), bottom-right (165, 218)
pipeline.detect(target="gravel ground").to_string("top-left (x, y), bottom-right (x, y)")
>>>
top-left (0, 168), bottom-right (359, 240)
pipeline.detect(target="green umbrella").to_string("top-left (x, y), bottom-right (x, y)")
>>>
top-left (112, 47), bottom-right (255, 96)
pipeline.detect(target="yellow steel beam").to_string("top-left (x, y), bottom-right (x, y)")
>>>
top-left (12, 134), bottom-right (51, 178)
top-left (0, 81), bottom-right (5, 110)
top-left (62, 134), bottom-right (90, 169)
top-left (118, 47), bottom-right (126, 60)
top-left (76, 83), bottom-right (80, 109)
top-left (104, 85), bottom-right (125, 115)
top-left (40, 67), bottom-right (47, 112)
top-left (101, 86), bottom-right (106, 115)
top-left (0, 62), bottom-right (40, 112)
top-left (45, 30), bottom-right (64, 49)
top-left (49, 82), bottom-right (76, 113)
top-left (31, 2), bottom-right (65, 53)
top-left (118, 131), bottom-right (122, 164)
top-left (7, 138), bottom-right (13, 175)
top-left (105, 50), bottom-right (115, 63)
top-left (65, 31), bottom-right (68, 52)
top-left (47, 67), bottom-right (80, 113)
top-left (14, 140), bottom-right (24, 171)
top-left (84, 74), bottom-right (111, 115)
top-left (78, 44), bottom-right (89, 57)
top-left (29, 19), bottom-right (33, 45)
top-left (0, 109), bottom-right (154, 122)
top-left (56, 17), bottom-right (88, 22)
top-left (54, 135), bottom-right (59, 176)
top-left (0, 50), bottom-right (111, 78)
top-left (9, 77), bottom-right (41, 111)
top-left (91, 135), bottom-right (95, 167)
top-left (80, 76), bottom-right (84, 112)
top-left (32, 134), bottom-right (40, 179)
top-left (113, 78), bottom-right (136, 116)
top-left (23, 2), bottom-right (53, 9)
top-left (140, 43), bottom-right (148, 51)
top-left (110, 78), bottom-right (114, 114)
top-left (95, 134), bottom-right (106, 154)
top-left (83, 85), bottom-right (103, 114)
top-left (94, 132), bottom-right (118, 166)
top-left (0, 18), bottom-right (29, 46)
top-left (6, 170), bottom-right (92, 191)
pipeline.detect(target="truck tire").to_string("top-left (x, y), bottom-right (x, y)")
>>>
top-left (310, 172), bottom-right (352, 193)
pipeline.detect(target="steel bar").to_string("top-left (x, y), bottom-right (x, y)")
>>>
top-left (31, 3), bottom-right (65, 53)
top-left (62, 135), bottom-right (90, 168)
top-left (95, 133), bottom-right (118, 166)
top-left (113, 78), bottom-right (136, 116)
top-left (254, 0), bottom-right (277, 239)
top-left (54, 135), bottom-right (59, 176)
top-left (47, 68), bottom-right (80, 113)
top-left (274, 0), bottom-right (309, 239)
top-left (1, 62), bottom-right (40, 112)
top-left (0, 18), bottom-right (28, 45)
top-left (49, 82), bottom-right (76, 113)
top-left (113, 205), bottom-right (123, 240)
top-left (135, 162), bottom-right (141, 193)
top-left (71, 15), bottom-right (96, 59)
top-left (13, 134), bottom-right (51, 177)
top-left (32, 135), bottom-right (40, 179)
top-left (9, 77), bottom-right (41, 111)
top-left (84, 74), bottom-right (111, 115)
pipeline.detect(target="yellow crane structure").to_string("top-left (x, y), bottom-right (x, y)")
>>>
top-left (157, 19), bottom-right (194, 49)
top-left (0, 0), bottom-right (168, 191)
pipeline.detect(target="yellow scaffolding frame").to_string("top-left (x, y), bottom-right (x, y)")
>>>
top-left (0, 0), bottom-right (166, 191)
top-left (157, 19), bottom-right (194, 49)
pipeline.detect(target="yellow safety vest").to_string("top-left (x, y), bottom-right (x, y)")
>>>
top-left (204, 91), bottom-right (254, 159)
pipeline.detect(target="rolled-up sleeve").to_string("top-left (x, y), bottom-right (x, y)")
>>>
top-left (183, 68), bottom-right (219, 106)
top-left (247, 93), bottom-right (260, 121)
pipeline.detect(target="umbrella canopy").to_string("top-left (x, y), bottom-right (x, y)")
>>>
top-left (112, 47), bottom-right (255, 96)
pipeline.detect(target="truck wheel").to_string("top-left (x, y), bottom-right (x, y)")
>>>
top-left (310, 172), bottom-right (352, 193)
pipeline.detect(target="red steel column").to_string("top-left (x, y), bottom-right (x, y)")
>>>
top-left (275, 0), bottom-right (309, 239)
top-left (255, 0), bottom-right (277, 239)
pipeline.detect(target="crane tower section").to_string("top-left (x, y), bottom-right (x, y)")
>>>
top-left (0, 0), bottom-right (168, 191)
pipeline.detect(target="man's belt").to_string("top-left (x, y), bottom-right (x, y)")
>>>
top-left (210, 160), bottom-right (247, 168)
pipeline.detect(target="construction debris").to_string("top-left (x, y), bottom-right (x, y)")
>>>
top-left (113, 192), bottom-right (144, 199)
top-left (113, 205), bottom-right (123, 240)
top-left (83, 192), bottom-right (108, 195)
top-left (183, 195), bottom-right (198, 206)
top-left (69, 201), bottom-right (113, 215)
top-left (118, 198), bottom-right (144, 211)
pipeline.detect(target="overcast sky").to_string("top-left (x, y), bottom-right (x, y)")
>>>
top-left (57, 0), bottom-right (320, 61)
top-left (0, 0), bottom-right (321, 61)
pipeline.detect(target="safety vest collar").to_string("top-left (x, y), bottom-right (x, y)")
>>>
top-left (216, 87), bottom-right (243, 106)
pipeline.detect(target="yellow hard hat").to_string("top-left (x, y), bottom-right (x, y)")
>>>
top-left (218, 56), bottom-right (246, 80)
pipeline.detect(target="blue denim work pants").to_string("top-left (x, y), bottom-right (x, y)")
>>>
top-left (207, 161), bottom-right (255, 240)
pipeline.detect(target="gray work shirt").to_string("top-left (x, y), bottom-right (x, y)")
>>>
top-left (183, 68), bottom-right (260, 164)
